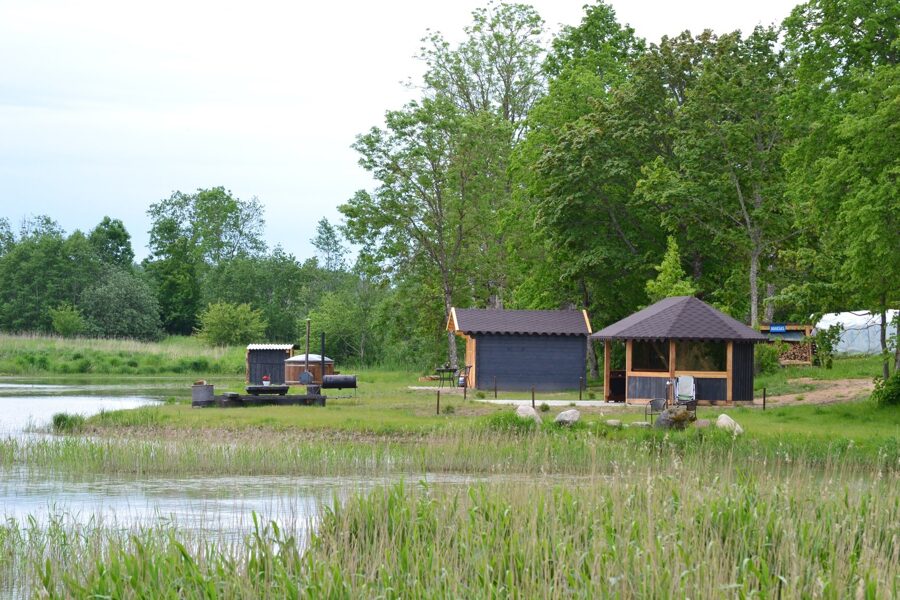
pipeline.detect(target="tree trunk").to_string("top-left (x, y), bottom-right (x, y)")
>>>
top-left (749, 245), bottom-right (760, 327)
top-left (764, 282), bottom-right (776, 323)
top-left (579, 278), bottom-right (599, 378)
top-left (444, 289), bottom-right (458, 369)
top-left (879, 300), bottom-right (889, 380)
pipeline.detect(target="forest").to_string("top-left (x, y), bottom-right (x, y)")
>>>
top-left (0, 0), bottom-right (896, 375)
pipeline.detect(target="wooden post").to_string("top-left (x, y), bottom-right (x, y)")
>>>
top-left (668, 340), bottom-right (676, 404)
top-left (436, 390), bottom-right (440, 415)
top-left (463, 385), bottom-right (467, 401)
top-left (603, 340), bottom-right (610, 402)
top-left (763, 387), bottom-right (766, 411)
top-left (726, 341), bottom-right (734, 404)
top-left (579, 377), bottom-right (583, 402)
top-left (305, 318), bottom-right (311, 380)
top-left (531, 386), bottom-right (535, 409)
top-left (494, 376), bottom-right (497, 399)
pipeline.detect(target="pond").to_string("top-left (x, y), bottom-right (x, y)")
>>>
top-left (0, 383), bottom-right (162, 436)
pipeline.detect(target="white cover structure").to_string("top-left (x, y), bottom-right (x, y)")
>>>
top-left (815, 310), bottom-right (898, 355)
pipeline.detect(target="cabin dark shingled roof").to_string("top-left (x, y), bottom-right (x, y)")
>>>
top-left (590, 296), bottom-right (767, 342)
top-left (452, 308), bottom-right (590, 336)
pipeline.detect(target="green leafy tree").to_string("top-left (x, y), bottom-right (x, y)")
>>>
top-left (645, 237), bottom-right (697, 303)
top-left (81, 270), bottom-right (163, 340)
top-left (88, 216), bottom-right (134, 267)
top-left (312, 218), bottom-right (347, 272)
top-left (144, 218), bottom-right (202, 334)
top-left (196, 302), bottom-right (267, 347)
top-left (48, 303), bottom-right (86, 337)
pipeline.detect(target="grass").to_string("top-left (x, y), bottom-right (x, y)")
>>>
top-left (3, 445), bottom-right (898, 598)
top-left (0, 333), bottom-right (245, 376)
top-left (754, 354), bottom-right (883, 395)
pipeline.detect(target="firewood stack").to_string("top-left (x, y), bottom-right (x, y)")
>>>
top-left (779, 342), bottom-right (812, 363)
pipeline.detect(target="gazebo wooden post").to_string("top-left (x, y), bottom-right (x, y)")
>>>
top-left (726, 342), bottom-right (734, 405)
top-left (625, 340), bottom-right (632, 403)
top-left (603, 340), bottom-right (610, 401)
top-left (668, 340), bottom-right (676, 403)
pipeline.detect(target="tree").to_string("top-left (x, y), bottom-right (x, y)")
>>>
top-left (80, 269), bottom-right (162, 340)
top-left (312, 218), bottom-right (347, 272)
top-left (782, 0), bottom-right (899, 376)
top-left (89, 216), bottom-right (134, 267)
top-left (144, 217), bottom-right (202, 334)
top-left (0, 218), bottom-right (12, 257)
top-left (645, 237), bottom-right (697, 303)
top-left (48, 303), bottom-right (86, 337)
top-left (638, 28), bottom-right (788, 325)
top-left (196, 302), bottom-right (267, 347)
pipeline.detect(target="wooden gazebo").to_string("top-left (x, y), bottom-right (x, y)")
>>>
top-left (591, 297), bottom-right (766, 405)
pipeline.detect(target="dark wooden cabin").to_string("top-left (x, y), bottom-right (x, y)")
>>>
top-left (590, 296), bottom-right (766, 405)
top-left (245, 344), bottom-right (297, 385)
top-left (447, 308), bottom-right (592, 392)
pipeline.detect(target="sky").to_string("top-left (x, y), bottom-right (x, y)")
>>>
top-left (0, 0), bottom-right (798, 261)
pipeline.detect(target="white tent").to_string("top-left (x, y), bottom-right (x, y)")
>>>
top-left (815, 310), bottom-right (898, 355)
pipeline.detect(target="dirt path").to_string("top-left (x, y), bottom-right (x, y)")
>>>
top-left (757, 378), bottom-right (874, 406)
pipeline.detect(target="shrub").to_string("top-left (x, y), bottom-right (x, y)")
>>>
top-left (48, 303), bottom-right (86, 337)
top-left (441, 404), bottom-right (455, 415)
top-left (196, 302), bottom-right (267, 347)
top-left (81, 269), bottom-right (163, 341)
top-left (539, 402), bottom-right (550, 412)
top-left (52, 412), bottom-right (85, 432)
top-left (475, 391), bottom-right (486, 399)
top-left (811, 324), bottom-right (842, 369)
top-left (872, 372), bottom-right (900, 407)
top-left (755, 342), bottom-right (782, 375)
top-left (482, 411), bottom-right (537, 433)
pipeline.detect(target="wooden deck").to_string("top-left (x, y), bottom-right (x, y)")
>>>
top-left (192, 393), bottom-right (326, 408)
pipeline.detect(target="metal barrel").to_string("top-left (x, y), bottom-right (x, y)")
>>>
top-left (321, 375), bottom-right (357, 389)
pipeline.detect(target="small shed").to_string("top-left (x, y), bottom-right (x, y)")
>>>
top-left (284, 354), bottom-right (335, 384)
top-left (246, 344), bottom-right (297, 385)
top-left (590, 297), bottom-right (766, 405)
top-left (447, 308), bottom-right (592, 391)
top-left (759, 323), bottom-right (814, 365)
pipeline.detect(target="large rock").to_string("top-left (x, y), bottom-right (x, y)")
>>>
top-left (654, 406), bottom-right (695, 430)
top-left (693, 419), bottom-right (711, 429)
top-left (630, 421), bottom-right (651, 428)
top-left (515, 405), bottom-right (542, 425)
top-left (605, 419), bottom-right (622, 428)
top-left (716, 414), bottom-right (744, 435)
top-left (554, 409), bottom-right (580, 426)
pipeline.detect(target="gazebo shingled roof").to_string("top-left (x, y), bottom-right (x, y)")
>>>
top-left (590, 296), bottom-right (767, 342)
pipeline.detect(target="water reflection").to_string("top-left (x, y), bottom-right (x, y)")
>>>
top-left (0, 394), bottom-right (160, 435)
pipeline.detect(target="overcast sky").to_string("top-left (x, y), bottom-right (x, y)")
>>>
top-left (0, 0), bottom-right (797, 261)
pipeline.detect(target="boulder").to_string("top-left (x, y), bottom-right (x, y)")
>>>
top-left (693, 419), bottom-right (711, 429)
top-left (605, 419), bottom-right (622, 428)
top-left (515, 405), bottom-right (542, 425)
top-left (653, 406), bottom-right (694, 430)
top-left (715, 414), bottom-right (744, 435)
top-left (554, 409), bottom-right (580, 426)
top-left (630, 421), bottom-right (651, 428)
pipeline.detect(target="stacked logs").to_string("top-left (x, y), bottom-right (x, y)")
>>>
top-left (779, 343), bottom-right (812, 363)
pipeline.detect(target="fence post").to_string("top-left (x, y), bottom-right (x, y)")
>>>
top-left (494, 377), bottom-right (497, 399)
top-left (763, 387), bottom-right (766, 411)
top-left (437, 390), bottom-right (440, 415)
top-left (579, 377), bottom-right (583, 402)
top-left (463, 385), bottom-right (467, 401)
top-left (531, 386), bottom-right (535, 409)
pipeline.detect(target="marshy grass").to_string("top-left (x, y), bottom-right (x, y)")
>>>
top-left (4, 457), bottom-right (898, 598)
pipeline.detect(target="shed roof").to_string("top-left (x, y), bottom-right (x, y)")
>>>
top-left (246, 344), bottom-right (297, 351)
top-left (590, 296), bottom-right (766, 342)
top-left (448, 308), bottom-right (591, 336)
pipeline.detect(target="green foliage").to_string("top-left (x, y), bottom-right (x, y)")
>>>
top-left (51, 412), bottom-right (85, 433)
top-left (48, 303), bottom-right (86, 338)
top-left (871, 372), bottom-right (900, 407)
top-left (645, 236), bottom-right (697, 303)
top-left (197, 302), bottom-right (267, 347)
top-left (311, 218), bottom-right (347, 272)
top-left (88, 216), bottom-right (134, 267)
top-left (80, 270), bottom-right (162, 341)
top-left (539, 402), bottom-right (550, 413)
top-left (811, 324), bottom-right (842, 368)
top-left (755, 343), bottom-right (783, 375)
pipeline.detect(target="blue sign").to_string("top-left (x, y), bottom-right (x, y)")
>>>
top-left (769, 324), bottom-right (787, 333)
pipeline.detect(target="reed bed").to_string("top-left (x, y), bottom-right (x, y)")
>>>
top-left (3, 458), bottom-right (898, 598)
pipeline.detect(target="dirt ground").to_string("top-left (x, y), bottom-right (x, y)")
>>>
top-left (755, 378), bottom-right (874, 406)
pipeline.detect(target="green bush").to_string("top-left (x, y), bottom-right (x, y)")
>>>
top-left (872, 372), bottom-right (900, 407)
top-left (52, 412), bottom-right (85, 432)
top-left (48, 303), bottom-right (86, 337)
top-left (81, 270), bottom-right (162, 341)
top-left (482, 411), bottom-right (538, 433)
top-left (539, 402), bottom-right (550, 412)
top-left (196, 302), bottom-right (267, 347)
top-left (755, 342), bottom-right (783, 375)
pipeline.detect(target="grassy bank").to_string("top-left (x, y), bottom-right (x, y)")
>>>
top-left (5, 444), bottom-right (898, 598)
top-left (0, 333), bottom-right (244, 376)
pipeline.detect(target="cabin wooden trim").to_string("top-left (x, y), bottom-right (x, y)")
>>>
top-left (582, 310), bottom-right (593, 334)
top-left (726, 341), bottom-right (734, 404)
